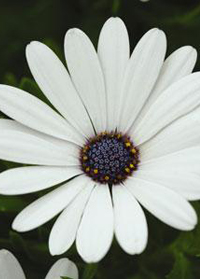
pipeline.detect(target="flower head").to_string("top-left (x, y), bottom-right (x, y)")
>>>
top-left (0, 249), bottom-right (78, 279)
top-left (0, 17), bottom-right (199, 263)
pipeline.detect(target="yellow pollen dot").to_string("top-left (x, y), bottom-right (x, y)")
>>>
top-left (131, 148), bottom-right (137, 154)
top-left (125, 167), bottom-right (130, 173)
top-left (117, 134), bottom-right (122, 139)
top-left (83, 155), bottom-right (88, 161)
top-left (125, 142), bottom-right (131, 147)
top-left (105, 175), bottom-right (110, 181)
top-left (130, 164), bottom-right (135, 169)
top-left (83, 146), bottom-right (89, 152)
top-left (85, 167), bottom-right (90, 172)
top-left (94, 169), bottom-right (98, 174)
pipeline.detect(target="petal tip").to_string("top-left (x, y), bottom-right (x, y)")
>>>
top-left (49, 244), bottom-right (61, 256)
top-left (49, 249), bottom-right (57, 256)
top-left (181, 45), bottom-right (197, 58)
top-left (0, 249), bottom-right (10, 256)
top-left (26, 41), bottom-right (41, 50)
top-left (106, 16), bottom-right (124, 23)
top-left (65, 28), bottom-right (83, 39)
top-left (191, 47), bottom-right (198, 59)
top-left (12, 219), bottom-right (25, 233)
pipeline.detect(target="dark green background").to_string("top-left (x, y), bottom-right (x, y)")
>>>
top-left (0, 0), bottom-right (200, 278)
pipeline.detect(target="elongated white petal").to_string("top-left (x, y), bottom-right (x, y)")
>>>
top-left (0, 119), bottom-right (26, 132)
top-left (0, 119), bottom-right (81, 151)
top-left (0, 166), bottom-right (82, 195)
top-left (0, 250), bottom-right (26, 279)
top-left (49, 182), bottom-right (94, 255)
top-left (126, 177), bottom-right (197, 230)
top-left (118, 28), bottom-right (166, 132)
top-left (140, 146), bottom-right (200, 173)
top-left (65, 28), bottom-right (107, 133)
top-left (0, 129), bottom-right (78, 166)
top-left (131, 46), bottom-right (197, 131)
top-left (98, 17), bottom-right (129, 130)
top-left (133, 72), bottom-right (200, 145)
top-left (76, 185), bottom-right (114, 263)
top-left (136, 170), bottom-right (200, 201)
top-left (12, 175), bottom-right (89, 232)
top-left (112, 185), bottom-right (148, 254)
top-left (45, 258), bottom-right (78, 279)
top-left (150, 46), bottom-right (197, 104)
top-left (140, 107), bottom-right (200, 160)
top-left (26, 41), bottom-right (94, 137)
top-left (0, 85), bottom-right (83, 145)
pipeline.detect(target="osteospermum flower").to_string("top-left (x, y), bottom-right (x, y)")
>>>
top-left (0, 17), bottom-right (200, 263)
top-left (0, 249), bottom-right (78, 279)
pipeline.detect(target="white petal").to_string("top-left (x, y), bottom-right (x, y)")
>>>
top-left (65, 28), bottom-right (107, 133)
top-left (125, 177), bottom-right (197, 231)
top-left (76, 185), bottom-right (114, 263)
top-left (118, 28), bottom-right (166, 132)
top-left (0, 129), bottom-right (78, 166)
top-left (150, 46), bottom-right (197, 103)
top-left (45, 258), bottom-right (78, 279)
top-left (133, 72), bottom-right (200, 145)
top-left (140, 146), bottom-right (200, 173)
top-left (0, 166), bottom-right (82, 195)
top-left (26, 41), bottom-right (94, 138)
top-left (112, 185), bottom-right (148, 255)
top-left (98, 17), bottom-right (129, 130)
top-left (140, 107), bottom-right (200, 160)
top-left (0, 119), bottom-right (25, 131)
top-left (0, 85), bottom-right (83, 145)
top-left (136, 170), bottom-right (200, 201)
top-left (0, 119), bottom-right (81, 151)
top-left (12, 175), bottom-right (89, 232)
top-left (49, 181), bottom-right (94, 255)
top-left (0, 250), bottom-right (26, 279)
top-left (131, 46), bottom-right (197, 131)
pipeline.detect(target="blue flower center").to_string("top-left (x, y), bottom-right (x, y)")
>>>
top-left (80, 132), bottom-right (139, 185)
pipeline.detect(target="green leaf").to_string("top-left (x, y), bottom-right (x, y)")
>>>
top-left (166, 252), bottom-right (192, 279)
top-left (9, 231), bottom-right (50, 263)
top-left (3, 72), bottom-right (18, 86)
top-left (9, 231), bottom-right (28, 252)
top-left (112, 0), bottom-right (121, 15)
top-left (0, 196), bottom-right (28, 212)
top-left (61, 277), bottom-right (73, 279)
top-left (82, 263), bottom-right (98, 279)
top-left (169, 202), bottom-right (200, 257)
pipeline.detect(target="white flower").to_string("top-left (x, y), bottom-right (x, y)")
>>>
top-left (0, 17), bottom-right (199, 263)
top-left (0, 249), bottom-right (78, 279)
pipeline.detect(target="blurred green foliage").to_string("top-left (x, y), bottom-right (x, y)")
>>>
top-left (0, 0), bottom-right (200, 278)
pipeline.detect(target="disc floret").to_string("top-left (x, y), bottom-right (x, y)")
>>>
top-left (80, 131), bottom-right (139, 185)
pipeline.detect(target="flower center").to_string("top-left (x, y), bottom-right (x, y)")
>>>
top-left (80, 131), bottom-right (139, 185)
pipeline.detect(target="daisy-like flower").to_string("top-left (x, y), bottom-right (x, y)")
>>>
top-left (0, 249), bottom-right (78, 279)
top-left (0, 17), bottom-right (199, 263)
